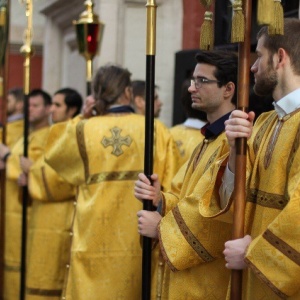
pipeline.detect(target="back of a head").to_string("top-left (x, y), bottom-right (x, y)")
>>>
top-left (257, 18), bottom-right (300, 75)
top-left (180, 79), bottom-right (207, 121)
top-left (93, 64), bottom-right (132, 115)
top-left (132, 80), bottom-right (146, 99)
top-left (8, 87), bottom-right (24, 103)
top-left (29, 89), bottom-right (52, 106)
top-left (195, 50), bottom-right (238, 105)
top-left (54, 88), bottom-right (83, 117)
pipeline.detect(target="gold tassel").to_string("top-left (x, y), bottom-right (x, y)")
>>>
top-left (0, 7), bottom-right (6, 26)
top-left (199, 0), bottom-right (213, 6)
top-left (200, 11), bottom-right (214, 50)
top-left (231, 0), bottom-right (245, 43)
top-left (257, 0), bottom-right (273, 25)
top-left (268, 0), bottom-right (284, 35)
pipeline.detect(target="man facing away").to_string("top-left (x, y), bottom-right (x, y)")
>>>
top-left (0, 89), bottom-right (51, 300)
top-left (134, 50), bottom-right (238, 299)
top-left (44, 64), bottom-right (180, 300)
top-left (23, 88), bottom-right (83, 300)
top-left (217, 18), bottom-right (300, 299)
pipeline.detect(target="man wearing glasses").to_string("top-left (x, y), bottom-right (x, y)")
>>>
top-left (134, 50), bottom-right (238, 299)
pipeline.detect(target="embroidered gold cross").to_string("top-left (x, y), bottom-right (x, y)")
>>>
top-left (101, 127), bottom-right (132, 156)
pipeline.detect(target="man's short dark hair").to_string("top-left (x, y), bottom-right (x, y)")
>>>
top-left (29, 89), bottom-right (52, 106)
top-left (195, 50), bottom-right (238, 105)
top-left (54, 88), bottom-right (83, 117)
top-left (8, 87), bottom-right (24, 102)
top-left (257, 18), bottom-right (300, 76)
top-left (132, 80), bottom-right (146, 99)
top-left (132, 80), bottom-right (159, 99)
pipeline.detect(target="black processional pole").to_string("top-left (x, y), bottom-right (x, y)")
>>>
top-left (0, 0), bottom-right (9, 297)
top-left (74, 0), bottom-right (104, 97)
top-left (143, 1), bottom-right (157, 299)
top-left (19, 0), bottom-right (33, 299)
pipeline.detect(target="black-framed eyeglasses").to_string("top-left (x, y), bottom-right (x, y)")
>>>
top-left (190, 77), bottom-right (220, 89)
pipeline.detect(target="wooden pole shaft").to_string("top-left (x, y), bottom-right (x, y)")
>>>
top-left (230, 0), bottom-right (252, 299)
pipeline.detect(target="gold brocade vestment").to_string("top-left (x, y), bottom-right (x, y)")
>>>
top-left (241, 111), bottom-right (300, 299)
top-left (170, 123), bottom-right (205, 166)
top-left (0, 119), bottom-right (24, 148)
top-left (25, 154), bottom-right (76, 299)
top-left (202, 110), bottom-right (300, 299)
top-left (45, 114), bottom-right (179, 300)
top-left (3, 126), bottom-right (50, 300)
top-left (158, 132), bottom-right (232, 299)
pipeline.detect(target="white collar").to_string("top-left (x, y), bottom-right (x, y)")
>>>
top-left (273, 88), bottom-right (300, 118)
top-left (7, 114), bottom-right (24, 122)
top-left (183, 118), bottom-right (207, 129)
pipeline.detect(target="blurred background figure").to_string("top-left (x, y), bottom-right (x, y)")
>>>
top-left (132, 80), bottom-right (163, 118)
top-left (50, 88), bottom-right (83, 123)
top-left (82, 94), bottom-right (96, 118)
top-left (0, 87), bottom-right (24, 148)
top-left (1, 89), bottom-right (52, 300)
top-left (24, 87), bottom-right (83, 300)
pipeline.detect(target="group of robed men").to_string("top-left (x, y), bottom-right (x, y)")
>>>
top-left (135, 18), bottom-right (300, 299)
top-left (0, 87), bottom-right (83, 300)
top-left (0, 17), bottom-right (299, 300)
top-left (0, 72), bottom-right (201, 299)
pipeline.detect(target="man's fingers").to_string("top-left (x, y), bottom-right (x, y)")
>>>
top-left (137, 173), bottom-right (151, 184)
top-left (137, 210), bottom-right (143, 218)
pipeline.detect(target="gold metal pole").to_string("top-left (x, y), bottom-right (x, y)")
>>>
top-left (146, 0), bottom-right (157, 56)
top-left (20, 0), bottom-right (33, 95)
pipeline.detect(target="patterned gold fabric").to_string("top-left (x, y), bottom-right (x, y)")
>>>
top-left (0, 119), bottom-right (24, 148)
top-left (203, 110), bottom-right (300, 299)
top-left (45, 114), bottom-right (180, 300)
top-left (242, 111), bottom-right (300, 299)
top-left (25, 155), bottom-right (76, 300)
top-left (170, 124), bottom-right (204, 167)
top-left (158, 133), bottom-right (232, 299)
top-left (3, 126), bottom-right (50, 300)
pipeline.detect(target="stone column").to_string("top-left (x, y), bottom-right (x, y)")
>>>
top-left (42, 18), bottom-right (62, 94)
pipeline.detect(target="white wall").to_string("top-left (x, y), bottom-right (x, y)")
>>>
top-left (14, 0), bottom-right (183, 126)
top-left (94, 0), bottom-right (183, 126)
top-left (10, 0), bottom-right (47, 45)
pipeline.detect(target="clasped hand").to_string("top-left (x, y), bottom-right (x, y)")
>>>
top-left (137, 210), bottom-right (162, 239)
top-left (134, 173), bottom-right (161, 207)
top-left (20, 156), bottom-right (33, 174)
top-left (223, 235), bottom-right (252, 270)
top-left (225, 110), bottom-right (255, 148)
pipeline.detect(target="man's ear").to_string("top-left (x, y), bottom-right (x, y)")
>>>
top-left (224, 82), bottom-right (235, 99)
top-left (134, 95), bottom-right (145, 109)
top-left (277, 47), bottom-right (288, 66)
top-left (124, 86), bottom-right (133, 102)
